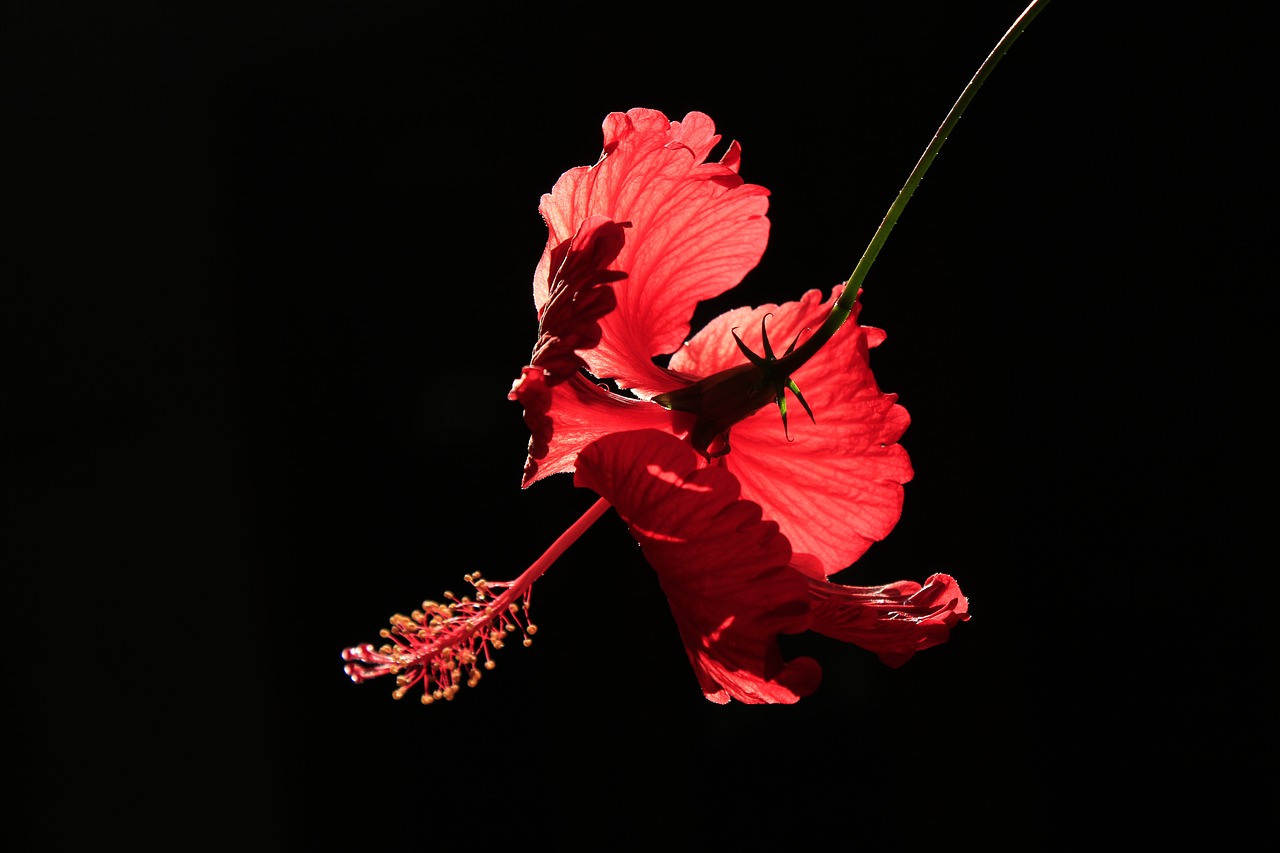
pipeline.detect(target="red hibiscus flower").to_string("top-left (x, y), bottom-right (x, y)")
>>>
top-left (345, 108), bottom-right (969, 706)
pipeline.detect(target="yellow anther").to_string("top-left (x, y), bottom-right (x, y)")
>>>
top-left (351, 568), bottom-right (540, 709)
top-left (527, 624), bottom-right (538, 635)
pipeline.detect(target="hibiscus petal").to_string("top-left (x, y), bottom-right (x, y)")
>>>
top-left (535, 109), bottom-right (770, 398)
top-left (671, 285), bottom-right (913, 576)
top-left (807, 573), bottom-right (971, 668)
top-left (528, 215), bottom-right (627, 386)
top-left (513, 374), bottom-right (682, 487)
top-left (574, 429), bottom-right (822, 704)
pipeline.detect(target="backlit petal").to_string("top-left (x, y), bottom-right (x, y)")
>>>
top-left (672, 286), bottom-right (913, 576)
top-left (807, 574), bottom-right (970, 668)
top-left (514, 374), bottom-right (686, 487)
top-left (575, 429), bottom-right (821, 704)
top-left (535, 109), bottom-right (770, 398)
top-left (527, 215), bottom-right (627, 386)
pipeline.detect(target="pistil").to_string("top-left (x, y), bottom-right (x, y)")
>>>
top-left (341, 496), bottom-right (612, 703)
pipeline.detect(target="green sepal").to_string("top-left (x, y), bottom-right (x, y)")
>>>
top-left (731, 314), bottom-right (817, 442)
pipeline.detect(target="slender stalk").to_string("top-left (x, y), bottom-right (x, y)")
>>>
top-left (428, 495), bottom-right (612, 650)
top-left (507, 496), bottom-right (612, 595)
top-left (784, 0), bottom-right (1051, 369)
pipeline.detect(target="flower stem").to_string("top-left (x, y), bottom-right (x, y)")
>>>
top-left (786, 0), bottom-right (1051, 368)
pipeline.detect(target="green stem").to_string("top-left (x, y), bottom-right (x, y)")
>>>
top-left (785, 0), bottom-right (1051, 368)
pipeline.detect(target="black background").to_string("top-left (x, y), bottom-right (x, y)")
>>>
top-left (5, 2), bottom-right (1273, 849)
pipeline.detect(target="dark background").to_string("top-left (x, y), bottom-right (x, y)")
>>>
top-left (6, 2), bottom-right (1272, 849)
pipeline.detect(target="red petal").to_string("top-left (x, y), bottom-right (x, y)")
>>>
top-left (575, 429), bottom-right (822, 704)
top-left (535, 109), bottom-right (770, 398)
top-left (671, 285), bottom-right (913, 576)
top-left (807, 573), bottom-right (970, 668)
top-left (508, 366), bottom-right (553, 475)
top-left (528, 215), bottom-right (627, 386)
top-left (513, 374), bottom-right (683, 488)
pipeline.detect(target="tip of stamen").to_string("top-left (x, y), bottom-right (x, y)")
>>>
top-left (341, 570), bottom-right (538, 707)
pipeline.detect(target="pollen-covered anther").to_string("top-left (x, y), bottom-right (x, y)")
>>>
top-left (339, 570), bottom-right (536, 706)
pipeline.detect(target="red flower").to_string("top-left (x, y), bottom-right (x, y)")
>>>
top-left (346, 108), bottom-right (970, 706)
top-left (510, 108), bottom-right (912, 578)
top-left (575, 429), bottom-right (968, 704)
